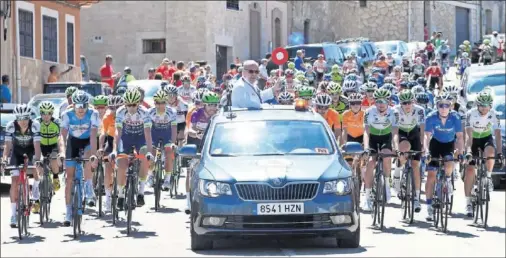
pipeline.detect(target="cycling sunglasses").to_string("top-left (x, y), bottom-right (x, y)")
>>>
top-left (477, 104), bottom-right (491, 108)
top-left (75, 103), bottom-right (88, 109)
top-left (350, 101), bottom-right (361, 106)
top-left (126, 104), bottom-right (138, 108)
top-left (248, 70), bottom-right (260, 74)
top-left (40, 111), bottom-right (53, 116)
top-left (95, 105), bottom-right (107, 109)
top-left (155, 101), bottom-right (167, 105)
top-left (375, 99), bottom-right (388, 104)
top-left (401, 101), bottom-right (413, 105)
top-left (437, 103), bottom-right (451, 109)
top-left (206, 104), bottom-right (218, 108)
top-left (316, 105), bottom-right (329, 110)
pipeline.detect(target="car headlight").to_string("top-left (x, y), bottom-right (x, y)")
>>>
top-left (198, 180), bottom-right (232, 197)
top-left (323, 178), bottom-right (352, 195)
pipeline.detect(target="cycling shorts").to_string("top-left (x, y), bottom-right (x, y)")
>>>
top-left (8, 148), bottom-right (35, 177)
top-left (399, 128), bottom-right (422, 160)
top-left (469, 135), bottom-right (495, 166)
top-left (368, 134), bottom-right (392, 153)
top-left (41, 144), bottom-right (58, 158)
top-left (347, 134), bottom-right (363, 144)
top-left (177, 122), bottom-right (186, 135)
top-left (65, 137), bottom-right (91, 168)
top-left (104, 135), bottom-right (114, 154)
top-left (428, 139), bottom-right (454, 169)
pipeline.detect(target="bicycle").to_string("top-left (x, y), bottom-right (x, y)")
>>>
top-left (93, 156), bottom-right (106, 217)
top-left (39, 153), bottom-right (61, 225)
top-left (368, 146), bottom-right (398, 230)
top-left (427, 156), bottom-right (456, 233)
top-left (399, 151), bottom-right (423, 224)
top-left (111, 159), bottom-right (119, 225)
top-left (470, 149), bottom-right (502, 228)
top-left (123, 146), bottom-right (142, 235)
top-left (169, 145), bottom-right (180, 199)
top-left (65, 149), bottom-right (93, 239)
top-left (341, 142), bottom-right (365, 210)
top-left (153, 140), bottom-right (164, 211)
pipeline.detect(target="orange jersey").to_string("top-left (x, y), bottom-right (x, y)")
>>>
top-left (101, 109), bottom-right (116, 137)
top-left (342, 110), bottom-right (365, 138)
top-left (323, 108), bottom-right (341, 130)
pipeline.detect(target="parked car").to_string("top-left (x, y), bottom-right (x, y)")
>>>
top-left (27, 93), bottom-right (67, 119)
top-left (374, 40), bottom-right (410, 67)
top-left (43, 81), bottom-right (111, 97)
top-left (180, 104), bottom-right (360, 250)
top-left (407, 41), bottom-right (426, 61)
top-left (460, 62), bottom-right (506, 108)
top-left (127, 79), bottom-right (168, 107)
top-left (336, 37), bottom-right (378, 82)
top-left (492, 95), bottom-right (506, 189)
top-left (285, 43), bottom-right (345, 71)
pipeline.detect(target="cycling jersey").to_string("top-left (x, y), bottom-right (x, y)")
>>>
top-left (411, 64), bottom-right (425, 76)
top-left (393, 104), bottom-right (425, 132)
top-left (329, 96), bottom-right (349, 115)
top-left (61, 109), bottom-right (100, 139)
top-left (169, 98), bottom-right (189, 124)
top-left (323, 108), bottom-right (341, 131)
top-left (101, 109), bottom-right (116, 137)
top-left (424, 110), bottom-right (462, 143)
top-left (4, 120), bottom-right (41, 149)
top-left (364, 106), bottom-right (398, 136)
top-left (177, 85), bottom-right (197, 103)
top-left (453, 100), bottom-right (467, 119)
top-left (342, 110), bottom-right (365, 138)
top-left (465, 108), bottom-right (500, 138)
top-left (37, 117), bottom-right (60, 146)
top-left (361, 98), bottom-right (375, 109)
top-left (190, 108), bottom-right (212, 132)
top-left (148, 107), bottom-right (177, 146)
top-left (115, 106), bottom-right (151, 153)
top-left (328, 72), bottom-right (343, 84)
top-left (58, 101), bottom-right (70, 118)
top-left (186, 106), bottom-right (198, 130)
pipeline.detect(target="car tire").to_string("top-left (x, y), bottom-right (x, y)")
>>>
top-left (337, 221), bottom-right (360, 248)
top-left (190, 202), bottom-right (213, 251)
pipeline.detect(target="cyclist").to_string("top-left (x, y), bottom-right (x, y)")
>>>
top-left (166, 85), bottom-right (189, 146)
top-left (362, 88), bottom-right (399, 211)
top-left (442, 84), bottom-right (466, 117)
top-left (415, 92), bottom-right (432, 112)
top-left (327, 82), bottom-right (349, 115)
top-left (283, 69), bottom-right (296, 93)
top-left (424, 93), bottom-right (464, 221)
top-left (58, 86), bottom-right (78, 118)
top-left (133, 86), bottom-right (152, 109)
top-left (314, 93), bottom-right (341, 142)
top-left (296, 86), bottom-right (316, 106)
top-left (342, 93), bottom-right (365, 145)
top-left (360, 82), bottom-right (378, 109)
top-left (59, 90), bottom-right (100, 226)
top-left (178, 74), bottom-right (197, 103)
top-left (457, 52), bottom-right (472, 76)
top-left (479, 39), bottom-right (494, 65)
top-left (278, 91), bottom-right (294, 105)
top-left (342, 79), bottom-right (359, 98)
top-left (463, 91), bottom-right (503, 216)
top-left (186, 91), bottom-right (220, 214)
top-left (425, 60), bottom-right (443, 91)
top-left (37, 102), bottom-right (61, 191)
top-left (304, 64), bottom-right (317, 87)
top-left (411, 57), bottom-right (426, 81)
top-left (2, 104), bottom-right (42, 227)
top-left (98, 95), bottom-right (123, 212)
top-left (111, 88), bottom-right (153, 209)
top-left (93, 95), bottom-right (108, 149)
top-left (393, 90), bottom-right (425, 212)
top-left (327, 64), bottom-right (343, 84)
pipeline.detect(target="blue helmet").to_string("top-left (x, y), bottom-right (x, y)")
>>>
top-left (415, 92), bottom-right (430, 105)
top-left (399, 81), bottom-right (409, 88)
top-left (416, 77), bottom-right (427, 85)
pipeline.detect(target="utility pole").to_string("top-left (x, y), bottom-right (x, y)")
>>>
top-left (479, 0), bottom-right (483, 39)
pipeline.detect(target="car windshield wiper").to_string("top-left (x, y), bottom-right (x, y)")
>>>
top-left (251, 153), bottom-right (285, 156)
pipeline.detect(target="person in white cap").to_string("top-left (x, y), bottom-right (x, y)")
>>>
top-left (490, 31), bottom-right (500, 63)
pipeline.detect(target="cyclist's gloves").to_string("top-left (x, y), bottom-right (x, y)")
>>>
top-left (146, 152), bottom-right (154, 161)
top-left (89, 155), bottom-right (97, 162)
top-left (109, 152), bottom-right (117, 161)
top-left (465, 152), bottom-right (473, 161)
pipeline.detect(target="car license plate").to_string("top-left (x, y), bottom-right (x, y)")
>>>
top-left (256, 203), bottom-right (304, 215)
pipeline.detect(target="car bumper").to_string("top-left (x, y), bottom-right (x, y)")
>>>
top-left (192, 193), bottom-right (359, 238)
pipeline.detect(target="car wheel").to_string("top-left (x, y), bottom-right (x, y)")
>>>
top-left (190, 202), bottom-right (213, 251)
top-left (337, 221), bottom-right (360, 248)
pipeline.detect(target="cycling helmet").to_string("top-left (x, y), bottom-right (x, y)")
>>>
top-left (382, 83), bottom-right (397, 95)
top-left (442, 84), bottom-right (460, 97)
top-left (295, 73), bottom-right (306, 82)
top-left (406, 81), bottom-right (418, 89)
top-left (401, 72), bottom-right (410, 80)
top-left (123, 88), bottom-right (142, 104)
top-left (475, 90), bottom-right (494, 106)
top-left (459, 44), bottom-right (466, 49)
top-left (327, 82), bottom-right (342, 94)
top-left (411, 85), bottom-right (425, 95)
top-left (181, 74), bottom-right (191, 82)
top-left (331, 64), bottom-right (340, 71)
top-left (415, 92), bottom-right (430, 105)
top-left (373, 88), bottom-right (391, 100)
top-left (318, 81), bottom-right (330, 90)
top-left (193, 88), bottom-right (207, 102)
top-left (393, 66), bottom-right (401, 72)
top-left (278, 91), bottom-right (294, 103)
top-left (197, 76), bottom-right (206, 83)
top-left (269, 69), bottom-right (278, 77)
top-left (398, 89), bottom-right (415, 102)
top-left (14, 104), bottom-right (32, 119)
top-left (153, 89), bottom-right (169, 102)
top-left (285, 69), bottom-right (294, 76)
top-left (435, 93), bottom-right (453, 104)
top-left (463, 40), bottom-right (470, 45)
top-left (108, 95), bottom-right (123, 107)
top-left (342, 80), bottom-right (358, 93)
top-left (462, 52), bottom-right (469, 58)
top-left (384, 77), bottom-right (395, 84)
top-left (38, 101), bottom-right (55, 114)
top-left (72, 90), bottom-right (90, 105)
top-left (323, 74), bottom-right (332, 81)
top-left (402, 55), bottom-right (409, 61)
top-left (314, 93), bottom-right (332, 106)
top-left (165, 85), bottom-right (178, 95)
top-left (368, 77), bottom-right (378, 83)
top-left (348, 92), bottom-right (364, 102)
top-left (65, 86), bottom-right (78, 97)
top-left (416, 77), bottom-right (427, 86)
top-left (202, 91), bottom-right (220, 104)
top-left (116, 86), bottom-right (127, 96)
top-left (399, 81), bottom-right (409, 88)
top-left (483, 39), bottom-right (490, 45)
top-left (287, 62), bottom-right (295, 69)
top-left (363, 82), bottom-right (378, 92)
top-left (345, 74), bottom-right (357, 81)
top-left (93, 95), bottom-right (108, 106)
top-left (298, 86), bottom-right (315, 99)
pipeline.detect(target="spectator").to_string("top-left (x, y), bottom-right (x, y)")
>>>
top-left (176, 61), bottom-right (185, 72)
top-left (100, 55), bottom-right (121, 88)
top-left (231, 60), bottom-right (281, 109)
top-left (47, 65), bottom-right (73, 83)
top-left (490, 31), bottom-right (500, 63)
top-left (265, 53), bottom-right (277, 75)
top-left (228, 63), bottom-right (238, 76)
top-left (156, 58), bottom-right (175, 81)
top-left (234, 57), bottom-right (241, 65)
top-left (294, 50), bottom-right (306, 72)
top-left (258, 58), bottom-right (269, 90)
top-left (173, 71), bottom-right (183, 87)
top-left (313, 54), bottom-right (327, 82)
top-left (117, 67), bottom-right (136, 85)
top-left (147, 68), bottom-right (156, 79)
top-left (154, 73), bottom-right (163, 80)
top-left (1, 75), bottom-right (11, 103)
top-left (424, 23), bottom-right (429, 41)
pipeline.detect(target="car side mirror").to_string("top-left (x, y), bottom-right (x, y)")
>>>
top-left (178, 144), bottom-right (200, 158)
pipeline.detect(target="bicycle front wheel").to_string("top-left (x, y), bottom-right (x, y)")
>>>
top-left (473, 176), bottom-right (483, 225)
top-left (379, 175), bottom-right (386, 230)
top-left (154, 159), bottom-right (162, 211)
top-left (97, 164), bottom-right (104, 217)
top-left (126, 177), bottom-right (134, 235)
top-left (23, 182), bottom-right (30, 236)
top-left (112, 172), bottom-right (118, 225)
top-left (17, 184), bottom-right (24, 239)
top-left (73, 183), bottom-right (81, 239)
top-left (39, 179), bottom-right (46, 225)
top-left (483, 177), bottom-right (490, 228)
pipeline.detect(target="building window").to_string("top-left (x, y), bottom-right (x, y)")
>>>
top-left (67, 22), bottom-right (74, 64)
top-left (18, 9), bottom-right (34, 58)
top-left (142, 39), bottom-right (166, 54)
top-left (42, 15), bottom-right (58, 62)
top-left (274, 18), bottom-right (282, 48)
top-left (226, 0), bottom-right (239, 10)
top-left (359, 0), bottom-right (367, 7)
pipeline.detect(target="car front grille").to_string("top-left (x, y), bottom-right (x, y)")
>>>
top-left (223, 214), bottom-right (335, 229)
top-left (235, 182), bottom-right (319, 201)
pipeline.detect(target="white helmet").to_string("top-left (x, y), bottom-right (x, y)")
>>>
top-left (72, 90), bottom-right (90, 105)
top-left (14, 104), bottom-right (33, 120)
top-left (107, 95), bottom-right (124, 107)
top-left (442, 84), bottom-right (461, 97)
top-left (314, 93), bottom-right (332, 106)
top-left (347, 93), bottom-right (364, 102)
top-left (342, 80), bottom-right (358, 93)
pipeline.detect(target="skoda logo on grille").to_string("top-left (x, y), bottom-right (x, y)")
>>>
top-left (271, 177), bottom-right (283, 186)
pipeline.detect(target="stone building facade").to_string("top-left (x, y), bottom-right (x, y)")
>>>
top-left (288, 1), bottom-right (504, 55)
top-left (80, 1), bottom-right (288, 79)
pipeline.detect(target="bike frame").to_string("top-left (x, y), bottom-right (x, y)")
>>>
top-left (17, 155), bottom-right (30, 239)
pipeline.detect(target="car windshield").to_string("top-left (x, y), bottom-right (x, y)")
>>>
top-left (375, 42), bottom-right (398, 53)
top-left (210, 120), bottom-right (334, 156)
top-left (495, 101), bottom-right (505, 120)
top-left (286, 46), bottom-right (323, 60)
top-left (467, 73), bottom-right (506, 93)
top-left (339, 44), bottom-right (360, 58)
top-left (0, 113), bottom-right (16, 127)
